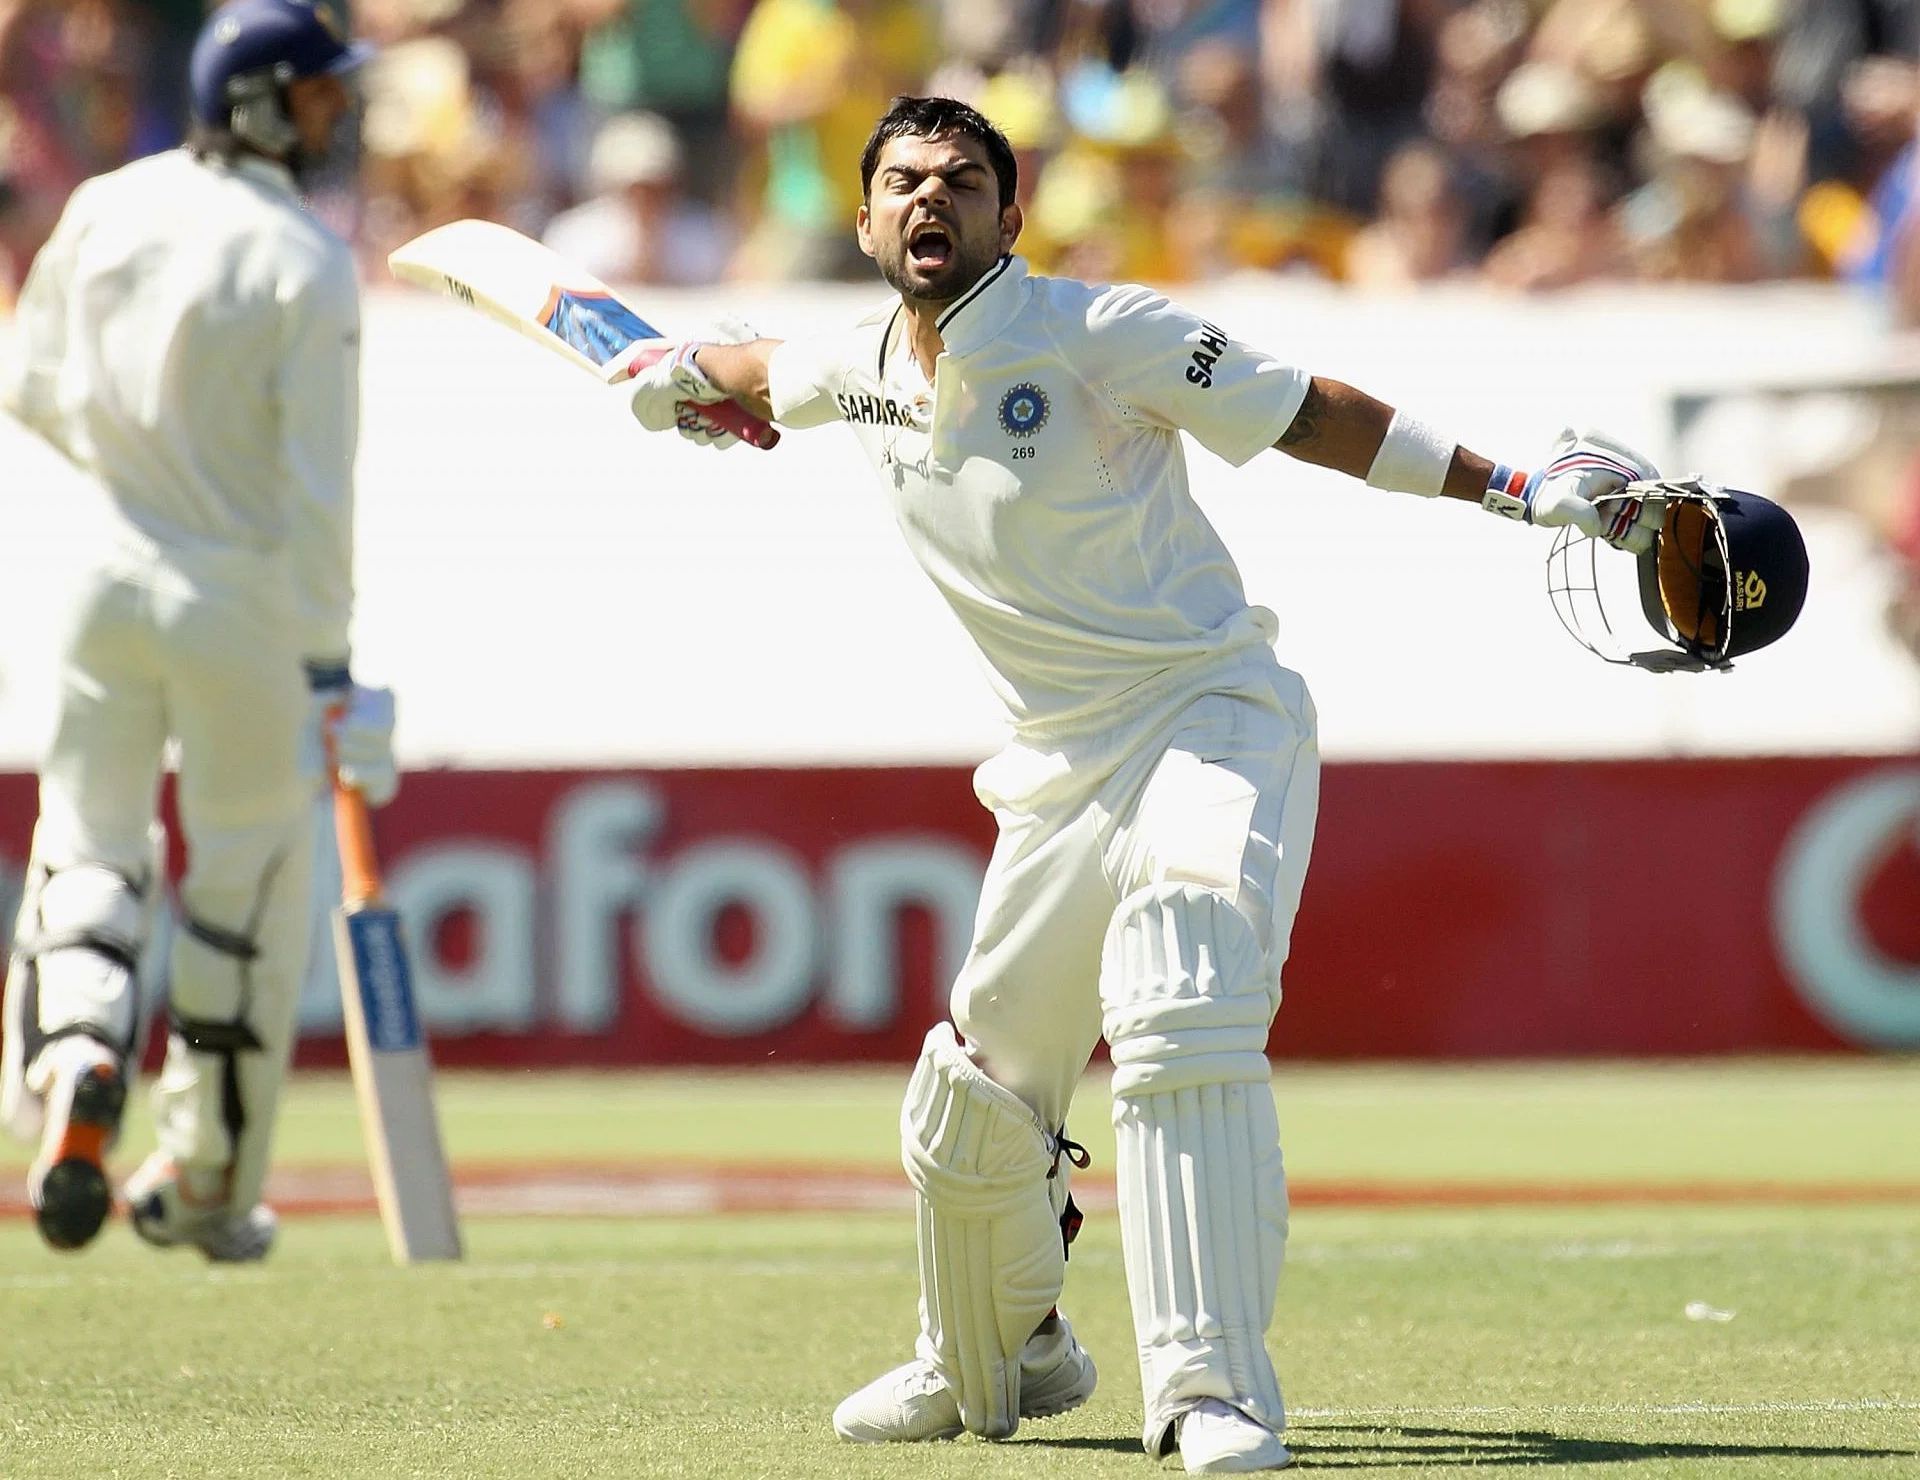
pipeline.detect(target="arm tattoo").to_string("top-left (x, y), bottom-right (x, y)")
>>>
top-left (1278, 381), bottom-right (1326, 447)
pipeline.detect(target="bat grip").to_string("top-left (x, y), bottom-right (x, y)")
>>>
top-left (704, 398), bottom-right (781, 450)
top-left (326, 702), bottom-right (385, 908)
top-left (334, 785), bottom-right (384, 909)
top-left (615, 343), bottom-right (779, 449)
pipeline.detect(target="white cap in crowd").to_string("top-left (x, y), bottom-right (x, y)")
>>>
top-left (1496, 62), bottom-right (1605, 139)
top-left (589, 112), bottom-right (682, 194)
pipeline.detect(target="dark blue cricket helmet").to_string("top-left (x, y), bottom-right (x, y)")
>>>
top-left (1549, 479), bottom-right (1809, 671)
top-left (190, 0), bottom-right (372, 160)
top-left (1633, 484), bottom-right (1808, 668)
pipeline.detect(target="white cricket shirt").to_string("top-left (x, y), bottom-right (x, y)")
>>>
top-left (1, 149), bottom-right (360, 662)
top-left (768, 255), bottom-right (1311, 734)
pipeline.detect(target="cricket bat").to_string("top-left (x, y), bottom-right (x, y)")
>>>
top-left (387, 218), bottom-right (780, 449)
top-left (330, 772), bottom-right (462, 1263)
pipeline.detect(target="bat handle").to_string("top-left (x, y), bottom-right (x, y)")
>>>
top-left (325, 702), bottom-right (385, 908)
top-left (703, 398), bottom-right (781, 450)
top-left (334, 784), bottom-right (384, 909)
top-left (613, 343), bottom-right (780, 449)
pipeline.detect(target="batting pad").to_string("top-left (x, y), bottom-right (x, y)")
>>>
top-left (151, 831), bottom-right (313, 1219)
top-left (15, 857), bottom-right (152, 1050)
top-left (1101, 884), bottom-right (1289, 1453)
top-left (1102, 883), bottom-right (1276, 1099)
top-left (900, 1024), bottom-right (1065, 1439)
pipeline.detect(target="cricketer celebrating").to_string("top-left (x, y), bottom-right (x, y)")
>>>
top-left (0, 0), bottom-right (396, 1260)
top-left (626, 96), bottom-right (1660, 1472)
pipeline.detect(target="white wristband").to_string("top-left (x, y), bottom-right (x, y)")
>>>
top-left (1364, 411), bottom-right (1456, 498)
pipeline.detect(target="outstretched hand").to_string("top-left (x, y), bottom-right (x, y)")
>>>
top-left (623, 316), bottom-right (761, 450)
top-left (1519, 427), bottom-right (1663, 554)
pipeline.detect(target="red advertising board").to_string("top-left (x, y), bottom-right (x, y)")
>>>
top-left (1, 756), bottom-right (1915, 1062)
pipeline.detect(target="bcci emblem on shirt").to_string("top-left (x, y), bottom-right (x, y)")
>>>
top-left (999, 383), bottom-right (1049, 438)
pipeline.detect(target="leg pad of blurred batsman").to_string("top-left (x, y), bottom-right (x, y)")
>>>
top-left (834, 1023), bottom-right (1096, 1442)
top-left (2, 828), bottom-right (164, 1250)
top-left (125, 828), bottom-right (312, 1264)
top-left (1103, 882), bottom-right (1292, 1474)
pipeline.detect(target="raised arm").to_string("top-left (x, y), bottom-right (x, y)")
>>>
top-left (1065, 282), bottom-right (1662, 552)
top-left (622, 328), bottom-right (784, 448)
top-left (1273, 375), bottom-right (1662, 551)
top-left (686, 339), bottom-right (780, 423)
top-left (1272, 377), bottom-right (1494, 502)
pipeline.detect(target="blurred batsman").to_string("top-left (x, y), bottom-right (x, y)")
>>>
top-left (0, 0), bottom-right (395, 1260)
top-left (624, 97), bottom-right (1682, 1472)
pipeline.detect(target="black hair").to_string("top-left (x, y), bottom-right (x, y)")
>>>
top-left (859, 95), bottom-right (1018, 214)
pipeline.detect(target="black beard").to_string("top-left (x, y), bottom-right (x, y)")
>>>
top-left (875, 232), bottom-right (1001, 306)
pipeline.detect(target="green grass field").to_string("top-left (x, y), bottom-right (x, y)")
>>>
top-left (2, 1060), bottom-right (1917, 1478)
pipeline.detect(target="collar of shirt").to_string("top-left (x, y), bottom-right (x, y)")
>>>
top-left (215, 151), bottom-right (301, 199)
top-left (932, 254), bottom-right (1030, 358)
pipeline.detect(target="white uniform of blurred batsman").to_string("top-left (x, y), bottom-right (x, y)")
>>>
top-left (627, 97), bottom-right (1665, 1473)
top-left (0, 0), bottom-right (395, 1260)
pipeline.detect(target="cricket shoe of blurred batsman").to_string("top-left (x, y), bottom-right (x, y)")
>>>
top-left (0, 0), bottom-right (393, 1259)
top-left (618, 95), bottom-right (1788, 1474)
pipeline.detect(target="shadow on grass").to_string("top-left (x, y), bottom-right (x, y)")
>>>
top-left (1008, 1435), bottom-right (1143, 1455)
top-left (1294, 1423), bottom-right (1920, 1469)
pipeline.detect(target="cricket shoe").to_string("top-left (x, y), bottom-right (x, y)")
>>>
top-left (25, 1040), bottom-right (126, 1251)
top-left (123, 1154), bottom-right (279, 1263)
top-left (1176, 1399), bottom-right (1293, 1473)
top-left (832, 1312), bottom-right (1098, 1443)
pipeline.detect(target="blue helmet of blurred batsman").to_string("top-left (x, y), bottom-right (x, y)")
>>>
top-left (1548, 479), bottom-right (1809, 671)
top-left (190, 0), bottom-right (372, 166)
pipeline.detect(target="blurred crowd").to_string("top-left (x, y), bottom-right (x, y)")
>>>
top-left (2, 0), bottom-right (1919, 317)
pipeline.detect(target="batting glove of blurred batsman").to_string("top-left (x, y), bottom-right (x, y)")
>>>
top-left (310, 682), bottom-right (399, 808)
top-left (624, 315), bottom-right (759, 450)
top-left (1482, 426), bottom-right (1664, 554)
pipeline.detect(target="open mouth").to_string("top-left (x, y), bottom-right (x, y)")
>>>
top-left (907, 220), bottom-right (953, 270)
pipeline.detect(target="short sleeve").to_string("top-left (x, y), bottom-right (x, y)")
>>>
top-left (767, 334), bottom-right (854, 429)
top-left (1072, 284), bottom-right (1311, 468)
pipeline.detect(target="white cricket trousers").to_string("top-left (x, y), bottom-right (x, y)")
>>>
top-left (29, 545), bottom-right (315, 1212)
top-left (949, 652), bottom-right (1320, 1137)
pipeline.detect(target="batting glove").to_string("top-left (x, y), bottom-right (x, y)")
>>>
top-left (1483, 426), bottom-right (1663, 554)
top-left (675, 399), bottom-right (747, 452)
top-left (625, 315), bottom-right (758, 450)
top-left (311, 682), bottom-right (399, 808)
